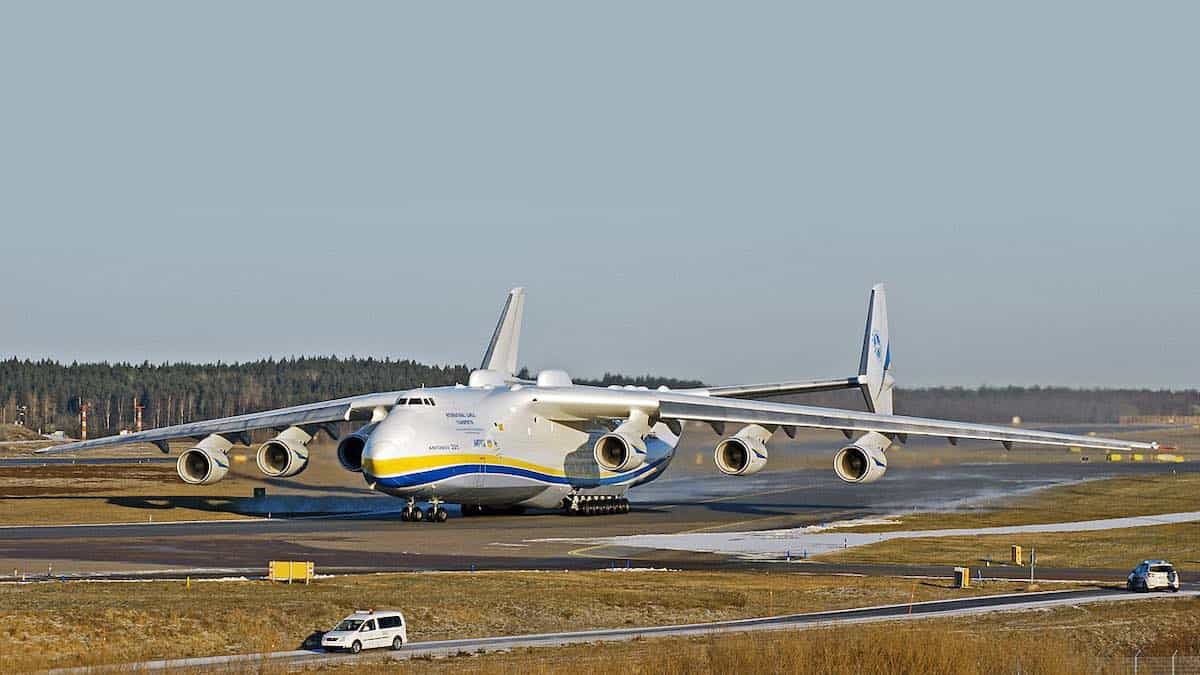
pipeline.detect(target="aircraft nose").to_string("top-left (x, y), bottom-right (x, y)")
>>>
top-left (361, 436), bottom-right (397, 477)
top-left (360, 419), bottom-right (414, 478)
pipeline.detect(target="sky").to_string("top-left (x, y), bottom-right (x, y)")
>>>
top-left (1, 2), bottom-right (1197, 389)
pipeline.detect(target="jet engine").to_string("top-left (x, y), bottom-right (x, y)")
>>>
top-left (714, 424), bottom-right (771, 476)
top-left (177, 434), bottom-right (232, 485)
top-left (336, 422), bottom-right (378, 473)
top-left (833, 431), bottom-right (892, 484)
top-left (594, 411), bottom-right (651, 472)
top-left (256, 426), bottom-right (312, 478)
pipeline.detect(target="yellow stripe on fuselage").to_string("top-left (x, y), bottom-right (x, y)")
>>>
top-left (363, 453), bottom-right (568, 479)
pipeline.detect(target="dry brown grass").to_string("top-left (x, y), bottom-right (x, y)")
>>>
top-left (820, 472), bottom-right (1200, 568)
top-left (822, 521), bottom-right (1200, 569)
top-left (849, 472), bottom-right (1200, 532)
top-left (310, 596), bottom-right (1200, 675)
top-left (0, 570), bottom-right (1055, 671)
top-left (0, 424), bottom-right (42, 442)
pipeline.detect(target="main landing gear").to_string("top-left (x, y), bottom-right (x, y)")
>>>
top-left (564, 494), bottom-right (630, 516)
top-left (401, 498), bottom-right (449, 523)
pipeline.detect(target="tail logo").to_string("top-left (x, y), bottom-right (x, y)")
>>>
top-left (871, 332), bottom-right (883, 361)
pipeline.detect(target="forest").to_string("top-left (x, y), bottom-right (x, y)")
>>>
top-left (0, 358), bottom-right (702, 435)
top-left (0, 357), bottom-right (1196, 436)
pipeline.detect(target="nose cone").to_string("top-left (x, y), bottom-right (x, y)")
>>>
top-left (361, 415), bottom-right (415, 479)
top-left (360, 437), bottom-right (395, 479)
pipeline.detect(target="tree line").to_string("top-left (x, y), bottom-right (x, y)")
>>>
top-left (1, 357), bottom-right (1196, 436)
top-left (0, 357), bottom-right (703, 436)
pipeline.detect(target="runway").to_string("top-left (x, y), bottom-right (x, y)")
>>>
top-left (50, 587), bottom-right (1199, 673)
top-left (0, 459), bottom-right (1191, 576)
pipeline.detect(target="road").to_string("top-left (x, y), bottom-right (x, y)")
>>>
top-left (52, 586), bottom-right (1198, 673)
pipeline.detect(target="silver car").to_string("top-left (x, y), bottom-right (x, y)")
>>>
top-left (1127, 560), bottom-right (1181, 592)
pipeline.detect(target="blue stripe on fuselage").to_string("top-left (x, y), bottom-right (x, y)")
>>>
top-left (368, 436), bottom-right (675, 490)
top-left (369, 457), bottom-right (665, 489)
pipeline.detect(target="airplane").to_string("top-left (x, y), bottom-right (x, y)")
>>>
top-left (38, 284), bottom-right (1159, 522)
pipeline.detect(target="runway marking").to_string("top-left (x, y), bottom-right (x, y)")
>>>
top-left (565, 477), bottom-right (860, 557)
top-left (569, 510), bottom-right (1200, 560)
top-left (566, 511), bottom-right (805, 559)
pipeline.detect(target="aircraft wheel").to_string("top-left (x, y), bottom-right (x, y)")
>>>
top-left (400, 508), bottom-right (412, 522)
top-left (410, 506), bottom-right (424, 522)
top-left (435, 508), bottom-right (449, 523)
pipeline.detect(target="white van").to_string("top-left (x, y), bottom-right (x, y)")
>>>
top-left (320, 610), bottom-right (407, 653)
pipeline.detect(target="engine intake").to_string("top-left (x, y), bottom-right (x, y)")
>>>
top-left (594, 431), bottom-right (646, 472)
top-left (256, 426), bottom-right (312, 478)
top-left (714, 424), bottom-right (771, 476)
top-left (177, 434), bottom-right (232, 485)
top-left (336, 423), bottom-right (378, 473)
top-left (833, 431), bottom-right (891, 484)
top-left (593, 411), bottom-right (651, 472)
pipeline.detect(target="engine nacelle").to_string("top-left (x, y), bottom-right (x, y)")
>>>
top-left (714, 424), bottom-right (771, 476)
top-left (594, 431), bottom-right (647, 472)
top-left (593, 410), bottom-right (652, 472)
top-left (833, 431), bottom-right (892, 484)
top-left (336, 422), bottom-right (378, 473)
top-left (256, 426), bottom-right (312, 478)
top-left (177, 434), bottom-right (232, 485)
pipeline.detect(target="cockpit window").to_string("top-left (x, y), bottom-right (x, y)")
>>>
top-left (396, 397), bottom-right (436, 406)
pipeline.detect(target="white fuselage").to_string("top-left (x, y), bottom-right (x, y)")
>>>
top-left (360, 385), bottom-right (679, 509)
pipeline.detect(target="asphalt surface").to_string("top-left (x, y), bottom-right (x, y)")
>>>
top-left (0, 460), bottom-right (1192, 576)
top-left (51, 586), bottom-right (1199, 673)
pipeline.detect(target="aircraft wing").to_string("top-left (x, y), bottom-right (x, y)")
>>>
top-left (530, 388), bottom-right (1158, 452)
top-left (681, 377), bottom-right (863, 399)
top-left (34, 391), bottom-right (403, 455)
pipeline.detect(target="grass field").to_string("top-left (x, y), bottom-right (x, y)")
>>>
top-left (0, 424), bottom-right (42, 443)
top-left (821, 522), bottom-right (1200, 569)
top-left (0, 571), bottom-right (1058, 671)
top-left (820, 472), bottom-right (1200, 568)
top-left (314, 595), bottom-right (1200, 674)
top-left (850, 471), bottom-right (1200, 531)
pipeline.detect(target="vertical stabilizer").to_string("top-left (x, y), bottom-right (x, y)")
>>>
top-left (858, 283), bottom-right (894, 414)
top-left (480, 287), bottom-right (525, 376)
